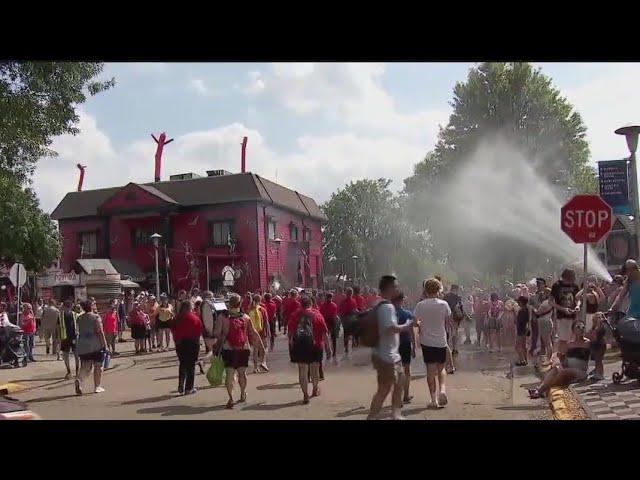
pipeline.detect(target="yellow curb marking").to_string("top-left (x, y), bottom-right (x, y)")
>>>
top-left (549, 387), bottom-right (576, 420)
top-left (0, 383), bottom-right (27, 394)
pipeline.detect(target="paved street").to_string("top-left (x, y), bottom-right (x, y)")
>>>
top-left (571, 348), bottom-right (640, 420)
top-left (2, 332), bottom-right (550, 420)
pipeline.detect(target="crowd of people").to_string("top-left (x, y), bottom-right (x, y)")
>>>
top-left (3, 257), bottom-right (640, 418)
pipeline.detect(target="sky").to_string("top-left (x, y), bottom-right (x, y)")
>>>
top-left (32, 62), bottom-right (640, 214)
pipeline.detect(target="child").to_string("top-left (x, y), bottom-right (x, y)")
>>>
top-left (102, 301), bottom-right (119, 356)
top-left (515, 296), bottom-right (530, 366)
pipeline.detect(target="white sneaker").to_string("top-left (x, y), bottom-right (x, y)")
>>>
top-left (94, 386), bottom-right (105, 394)
top-left (438, 392), bottom-right (448, 406)
top-left (392, 414), bottom-right (407, 420)
top-left (429, 400), bottom-right (439, 409)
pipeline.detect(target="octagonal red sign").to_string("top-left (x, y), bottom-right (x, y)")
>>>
top-left (561, 195), bottom-right (612, 244)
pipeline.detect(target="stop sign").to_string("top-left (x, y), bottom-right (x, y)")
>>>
top-left (561, 195), bottom-right (612, 244)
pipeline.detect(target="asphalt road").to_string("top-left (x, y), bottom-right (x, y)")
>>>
top-left (4, 331), bottom-right (550, 420)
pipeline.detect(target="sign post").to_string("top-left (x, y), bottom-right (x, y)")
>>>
top-left (561, 195), bottom-right (613, 324)
top-left (9, 263), bottom-right (27, 326)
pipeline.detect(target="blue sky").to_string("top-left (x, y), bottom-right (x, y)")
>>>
top-left (33, 62), bottom-right (640, 214)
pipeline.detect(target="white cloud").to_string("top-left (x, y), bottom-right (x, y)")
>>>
top-left (562, 63), bottom-right (640, 163)
top-left (188, 78), bottom-right (221, 97)
top-left (244, 71), bottom-right (265, 95)
top-left (242, 63), bottom-right (448, 145)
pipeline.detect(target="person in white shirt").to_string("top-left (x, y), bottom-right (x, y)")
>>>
top-left (414, 278), bottom-right (452, 409)
top-left (367, 275), bottom-right (415, 421)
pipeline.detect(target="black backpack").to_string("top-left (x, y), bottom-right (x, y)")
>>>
top-left (292, 312), bottom-right (315, 350)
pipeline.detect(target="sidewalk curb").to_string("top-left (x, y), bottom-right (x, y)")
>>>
top-left (568, 384), bottom-right (595, 419)
top-left (549, 387), bottom-right (572, 420)
top-left (0, 382), bottom-right (27, 395)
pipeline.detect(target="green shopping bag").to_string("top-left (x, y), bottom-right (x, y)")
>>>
top-left (206, 355), bottom-right (226, 387)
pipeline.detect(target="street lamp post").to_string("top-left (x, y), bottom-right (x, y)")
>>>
top-left (150, 233), bottom-right (162, 299)
top-left (615, 124), bottom-right (640, 259)
top-left (352, 255), bottom-right (358, 285)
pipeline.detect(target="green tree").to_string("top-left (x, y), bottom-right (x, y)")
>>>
top-left (321, 179), bottom-right (440, 290)
top-left (0, 172), bottom-right (61, 271)
top-left (0, 62), bottom-right (114, 182)
top-left (404, 62), bottom-right (597, 281)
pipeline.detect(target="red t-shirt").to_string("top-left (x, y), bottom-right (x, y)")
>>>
top-left (288, 308), bottom-right (328, 348)
top-left (171, 311), bottom-right (203, 343)
top-left (19, 312), bottom-right (36, 334)
top-left (333, 293), bottom-right (346, 308)
top-left (282, 297), bottom-right (301, 322)
top-left (128, 310), bottom-right (147, 326)
top-left (339, 297), bottom-right (358, 317)
top-left (273, 296), bottom-right (283, 311)
top-left (353, 294), bottom-right (366, 311)
top-left (319, 301), bottom-right (338, 319)
top-left (474, 299), bottom-right (490, 315)
top-left (103, 311), bottom-right (118, 334)
top-left (241, 297), bottom-right (252, 313)
top-left (262, 300), bottom-right (277, 321)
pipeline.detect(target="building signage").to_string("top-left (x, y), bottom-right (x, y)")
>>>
top-left (598, 160), bottom-right (631, 215)
top-left (54, 272), bottom-right (80, 286)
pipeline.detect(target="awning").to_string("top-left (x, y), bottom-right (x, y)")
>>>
top-left (121, 279), bottom-right (140, 289)
top-left (74, 259), bottom-right (119, 275)
top-left (110, 258), bottom-right (146, 282)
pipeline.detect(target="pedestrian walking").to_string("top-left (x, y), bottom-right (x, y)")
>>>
top-left (319, 292), bottom-right (340, 364)
top-left (102, 301), bottom-right (119, 356)
top-left (367, 275), bottom-right (414, 420)
top-left (473, 290), bottom-right (489, 348)
top-left (248, 294), bottom-right (269, 373)
top-left (170, 301), bottom-right (203, 395)
top-left (339, 287), bottom-right (359, 359)
top-left (18, 303), bottom-right (36, 362)
top-left (533, 288), bottom-right (554, 364)
top-left (391, 292), bottom-right (417, 404)
top-left (486, 293), bottom-right (504, 352)
top-left (281, 289), bottom-right (301, 335)
top-left (58, 300), bottom-right (79, 380)
top-left (414, 278), bottom-right (450, 409)
top-left (214, 294), bottom-right (264, 409)
top-left (116, 293), bottom-right (127, 343)
top-left (156, 293), bottom-right (174, 351)
top-left (288, 295), bottom-right (331, 404)
top-left (128, 302), bottom-right (148, 355)
top-left (262, 293), bottom-right (278, 352)
top-left (515, 296), bottom-right (530, 366)
top-left (41, 299), bottom-right (60, 357)
top-left (74, 300), bottom-right (108, 395)
top-left (34, 298), bottom-right (43, 340)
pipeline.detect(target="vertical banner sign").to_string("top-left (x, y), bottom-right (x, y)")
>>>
top-left (598, 160), bottom-right (631, 214)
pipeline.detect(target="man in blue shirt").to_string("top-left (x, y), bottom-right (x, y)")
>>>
top-left (392, 292), bottom-right (417, 404)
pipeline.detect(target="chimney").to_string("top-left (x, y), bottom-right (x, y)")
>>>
top-left (77, 164), bottom-right (86, 192)
top-left (241, 136), bottom-right (248, 173)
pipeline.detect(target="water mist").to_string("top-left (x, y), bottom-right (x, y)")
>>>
top-left (427, 137), bottom-right (611, 282)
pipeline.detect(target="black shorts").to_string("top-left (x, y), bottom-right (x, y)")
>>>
top-left (131, 324), bottom-right (147, 340)
top-left (421, 345), bottom-right (447, 365)
top-left (156, 322), bottom-right (171, 330)
top-left (342, 315), bottom-right (357, 337)
top-left (399, 342), bottom-right (412, 365)
top-left (60, 338), bottom-right (76, 353)
top-left (221, 349), bottom-right (250, 369)
top-left (79, 350), bottom-right (105, 363)
top-left (290, 345), bottom-right (323, 364)
top-left (326, 318), bottom-right (340, 338)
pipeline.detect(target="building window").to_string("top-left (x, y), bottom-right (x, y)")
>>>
top-left (211, 221), bottom-right (234, 246)
top-left (303, 228), bottom-right (311, 241)
top-left (268, 220), bottom-right (277, 240)
top-left (79, 231), bottom-right (98, 256)
top-left (289, 224), bottom-right (299, 242)
top-left (132, 227), bottom-right (156, 247)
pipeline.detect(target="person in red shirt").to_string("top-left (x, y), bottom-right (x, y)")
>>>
top-left (282, 289), bottom-right (301, 335)
top-left (319, 292), bottom-right (339, 364)
top-left (19, 303), bottom-right (37, 362)
top-left (262, 293), bottom-right (278, 352)
top-left (353, 286), bottom-right (367, 311)
top-left (333, 286), bottom-right (346, 311)
top-left (102, 301), bottom-right (119, 356)
top-left (288, 296), bottom-right (331, 404)
top-left (339, 287), bottom-right (359, 357)
top-left (241, 291), bottom-right (253, 314)
top-left (273, 294), bottom-right (283, 332)
top-left (128, 302), bottom-right (148, 355)
top-left (170, 300), bottom-right (203, 395)
top-left (473, 289), bottom-right (490, 347)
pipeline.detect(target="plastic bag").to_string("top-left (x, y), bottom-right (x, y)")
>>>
top-left (206, 355), bottom-right (225, 387)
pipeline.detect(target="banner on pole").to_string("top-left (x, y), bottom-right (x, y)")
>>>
top-left (598, 160), bottom-right (631, 214)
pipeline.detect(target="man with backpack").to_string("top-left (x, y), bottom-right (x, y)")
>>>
top-left (443, 284), bottom-right (464, 355)
top-left (214, 294), bottom-right (264, 409)
top-left (367, 275), bottom-right (415, 421)
top-left (288, 295), bottom-right (331, 405)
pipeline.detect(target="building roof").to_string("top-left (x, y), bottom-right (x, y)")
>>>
top-left (51, 173), bottom-right (326, 222)
top-left (74, 259), bottom-right (119, 275)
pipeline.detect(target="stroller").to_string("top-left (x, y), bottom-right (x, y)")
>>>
top-left (0, 326), bottom-right (28, 368)
top-left (606, 316), bottom-right (640, 385)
